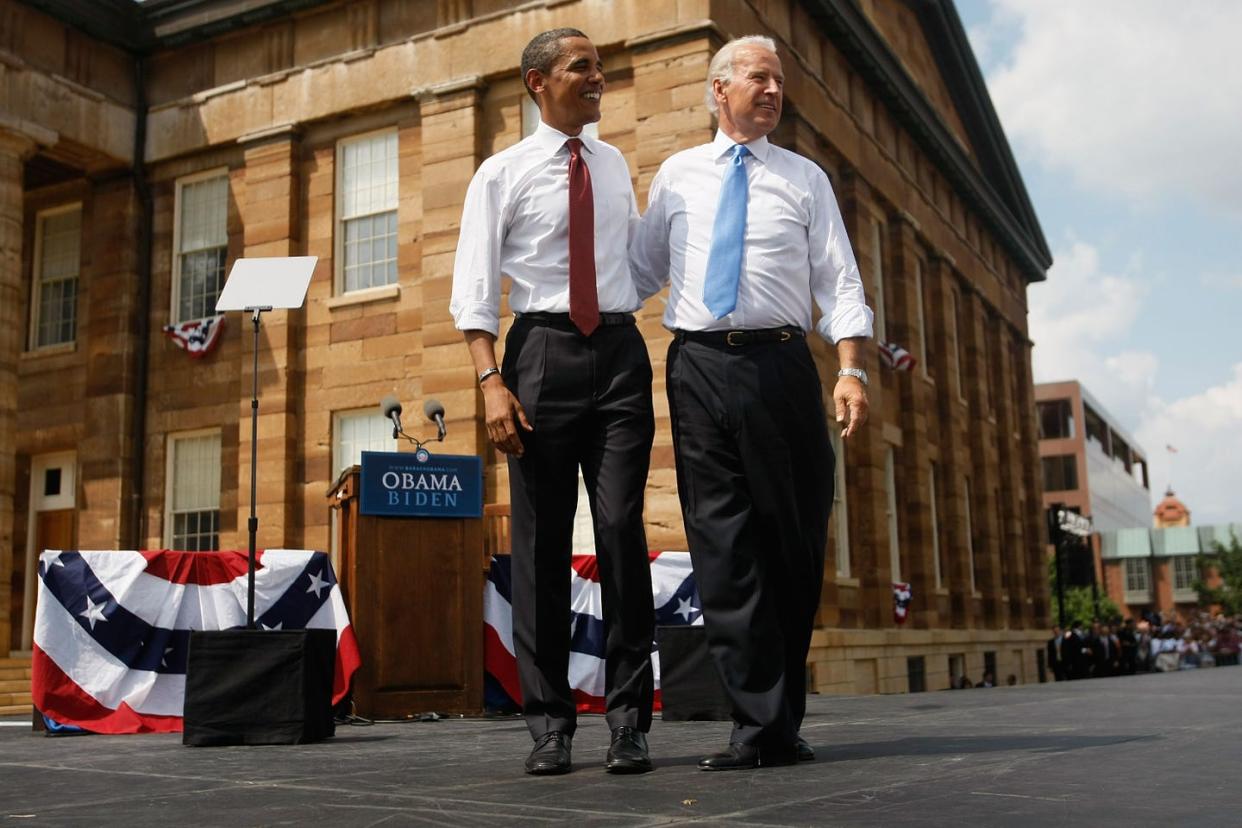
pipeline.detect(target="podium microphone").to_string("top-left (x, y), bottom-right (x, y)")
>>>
top-left (380, 395), bottom-right (403, 439)
top-left (424, 398), bottom-right (447, 442)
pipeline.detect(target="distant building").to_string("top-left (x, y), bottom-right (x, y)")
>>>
top-left (1098, 490), bottom-right (1240, 621)
top-left (1035, 381), bottom-right (1150, 532)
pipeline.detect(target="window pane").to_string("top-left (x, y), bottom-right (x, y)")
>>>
top-left (172, 434), bottom-right (221, 512)
top-left (1041, 455), bottom-right (1078, 492)
top-left (1037, 399), bottom-right (1075, 440)
top-left (35, 209), bottom-right (81, 347)
top-left (343, 211), bottom-right (398, 291)
top-left (333, 411), bottom-right (397, 478)
top-left (342, 132), bottom-right (398, 219)
top-left (179, 247), bottom-right (227, 320)
top-left (831, 430), bottom-right (849, 577)
top-left (180, 176), bottom-right (228, 252)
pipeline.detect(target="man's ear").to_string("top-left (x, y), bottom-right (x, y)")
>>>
top-left (525, 67), bottom-right (546, 97)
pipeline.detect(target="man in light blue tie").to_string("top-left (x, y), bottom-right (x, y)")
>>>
top-left (631, 35), bottom-right (873, 771)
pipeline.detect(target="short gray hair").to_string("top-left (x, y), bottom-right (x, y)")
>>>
top-left (704, 35), bottom-right (778, 114)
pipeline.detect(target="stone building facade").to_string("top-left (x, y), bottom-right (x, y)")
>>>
top-left (1, 0), bottom-right (1053, 693)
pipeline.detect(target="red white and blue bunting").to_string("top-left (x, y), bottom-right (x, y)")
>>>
top-left (162, 314), bottom-right (225, 359)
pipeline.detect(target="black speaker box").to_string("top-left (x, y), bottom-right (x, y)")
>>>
top-left (183, 629), bottom-right (336, 746)
top-left (657, 625), bottom-right (731, 721)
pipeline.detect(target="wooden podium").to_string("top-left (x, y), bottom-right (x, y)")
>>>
top-left (328, 467), bottom-right (486, 717)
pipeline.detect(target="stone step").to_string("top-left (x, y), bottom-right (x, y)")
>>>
top-left (0, 704), bottom-right (30, 717)
top-left (0, 667), bottom-right (31, 681)
top-left (0, 679), bottom-right (30, 693)
top-left (0, 691), bottom-right (33, 706)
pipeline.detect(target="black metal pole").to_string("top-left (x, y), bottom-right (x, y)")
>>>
top-left (247, 308), bottom-right (263, 628)
top-left (1089, 538), bottom-right (1101, 621)
top-left (1049, 504), bottom-right (1067, 628)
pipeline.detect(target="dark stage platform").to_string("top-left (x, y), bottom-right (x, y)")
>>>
top-left (3, 667), bottom-right (1238, 826)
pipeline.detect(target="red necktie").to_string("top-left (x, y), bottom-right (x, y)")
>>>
top-left (566, 138), bottom-right (599, 336)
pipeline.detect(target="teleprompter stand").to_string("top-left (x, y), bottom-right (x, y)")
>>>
top-left (183, 256), bottom-right (327, 747)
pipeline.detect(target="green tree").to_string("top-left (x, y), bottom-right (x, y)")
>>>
top-left (1047, 552), bottom-right (1121, 624)
top-left (1195, 532), bottom-right (1242, 615)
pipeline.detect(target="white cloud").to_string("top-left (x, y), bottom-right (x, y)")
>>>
top-left (1136, 365), bottom-right (1242, 525)
top-left (982, 0), bottom-right (1242, 216)
top-left (1029, 240), bottom-right (1242, 525)
top-left (1029, 240), bottom-right (1154, 423)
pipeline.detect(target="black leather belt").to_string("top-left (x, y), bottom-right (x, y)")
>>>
top-left (516, 311), bottom-right (636, 328)
top-left (675, 326), bottom-right (805, 347)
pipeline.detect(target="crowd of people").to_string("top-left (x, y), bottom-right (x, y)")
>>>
top-left (1047, 613), bottom-right (1241, 680)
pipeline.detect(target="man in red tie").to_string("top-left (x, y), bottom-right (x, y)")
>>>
top-left (450, 29), bottom-right (655, 776)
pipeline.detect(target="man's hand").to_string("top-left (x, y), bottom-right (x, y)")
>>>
top-left (482, 375), bottom-right (533, 456)
top-left (833, 377), bottom-right (869, 439)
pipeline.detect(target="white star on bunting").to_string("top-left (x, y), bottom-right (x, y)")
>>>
top-left (261, 621), bottom-right (283, 631)
top-left (305, 571), bottom-right (329, 598)
top-left (78, 596), bottom-right (108, 630)
top-left (675, 596), bottom-right (699, 622)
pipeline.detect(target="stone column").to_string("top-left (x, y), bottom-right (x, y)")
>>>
top-left (890, 212), bottom-right (938, 628)
top-left (237, 126), bottom-right (303, 549)
top-left (77, 178), bottom-right (142, 550)
top-left (0, 118), bottom-right (54, 652)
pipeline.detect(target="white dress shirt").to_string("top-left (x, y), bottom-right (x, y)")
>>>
top-left (630, 130), bottom-right (873, 343)
top-left (450, 120), bottom-right (641, 336)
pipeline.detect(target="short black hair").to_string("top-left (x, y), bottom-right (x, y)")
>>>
top-left (520, 28), bottom-right (589, 100)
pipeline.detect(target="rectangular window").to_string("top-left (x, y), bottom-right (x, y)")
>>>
top-left (929, 461), bottom-right (943, 589)
top-left (906, 656), bottom-right (926, 693)
top-left (337, 130), bottom-right (399, 293)
top-left (32, 205), bottom-right (81, 348)
top-left (1084, 404), bottom-right (1110, 454)
top-left (885, 447), bottom-right (901, 582)
top-left (915, 258), bottom-right (928, 377)
top-left (965, 476), bottom-right (977, 593)
top-left (173, 172), bottom-right (228, 321)
top-left (951, 288), bottom-right (965, 400)
top-left (1173, 556), bottom-right (1198, 593)
top-left (871, 220), bottom-right (887, 342)
top-left (1124, 557), bottom-right (1150, 593)
top-left (167, 432), bottom-right (221, 551)
top-left (1041, 455), bottom-right (1079, 492)
top-left (1037, 399), bottom-right (1075, 440)
top-left (831, 429), bottom-right (850, 578)
top-left (332, 410), bottom-right (398, 478)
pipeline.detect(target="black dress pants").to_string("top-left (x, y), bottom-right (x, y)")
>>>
top-left (666, 332), bottom-right (834, 749)
top-left (503, 315), bottom-right (656, 740)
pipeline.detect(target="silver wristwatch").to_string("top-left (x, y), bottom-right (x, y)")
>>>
top-left (837, 367), bottom-right (869, 387)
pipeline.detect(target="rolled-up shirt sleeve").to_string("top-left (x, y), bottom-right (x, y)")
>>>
top-left (628, 169), bottom-right (671, 301)
top-left (808, 171), bottom-right (874, 344)
top-left (450, 167), bottom-right (506, 336)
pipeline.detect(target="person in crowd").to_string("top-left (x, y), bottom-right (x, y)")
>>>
top-left (1118, 617), bottom-right (1138, 675)
top-left (1047, 625), bottom-right (1064, 681)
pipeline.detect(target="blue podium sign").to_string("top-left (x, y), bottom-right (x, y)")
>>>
top-left (359, 450), bottom-right (483, 518)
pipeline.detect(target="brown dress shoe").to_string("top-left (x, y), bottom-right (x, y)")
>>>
top-left (606, 726), bottom-right (653, 773)
top-left (525, 731), bottom-right (572, 775)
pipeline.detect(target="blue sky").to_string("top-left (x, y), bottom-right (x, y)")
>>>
top-left (954, 0), bottom-right (1242, 525)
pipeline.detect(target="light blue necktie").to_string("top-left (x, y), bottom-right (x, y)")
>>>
top-left (703, 143), bottom-right (751, 319)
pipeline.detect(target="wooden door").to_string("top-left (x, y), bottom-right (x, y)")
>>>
top-left (12, 510), bottom-right (75, 652)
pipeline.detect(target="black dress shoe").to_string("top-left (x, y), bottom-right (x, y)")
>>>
top-left (796, 736), bottom-right (815, 762)
top-left (698, 742), bottom-right (798, 771)
top-left (606, 726), bottom-right (653, 774)
top-left (525, 731), bottom-right (572, 775)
